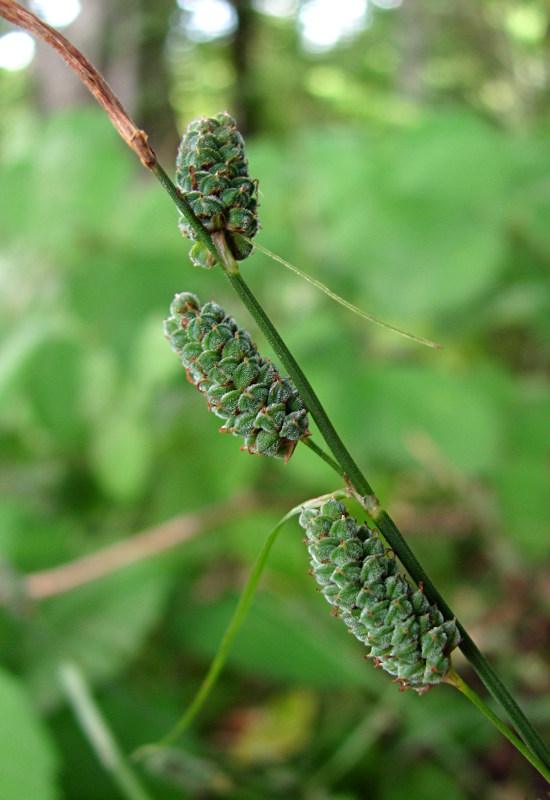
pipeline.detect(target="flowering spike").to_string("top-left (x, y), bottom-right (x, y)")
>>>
top-left (299, 499), bottom-right (460, 691)
top-left (165, 292), bottom-right (310, 459)
top-left (176, 113), bottom-right (259, 268)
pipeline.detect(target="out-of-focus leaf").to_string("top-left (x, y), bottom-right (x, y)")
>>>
top-left (495, 388), bottom-right (550, 558)
top-left (380, 761), bottom-right (468, 800)
top-left (82, 318), bottom-right (176, 503)
top-left (174, 590), bottom-right (378, 691)
top-left (0, 320), bottom-right (58, 404)
top-left (23, 562), bottom-right (173, 708)
top-left (89, 406), bottom-right (153, 503)
top-left (297, 113), bottom-right (513, 319)
top-left (130, 315), bottom-right (179, 400)
top-left (21, 338), bottom-right (85, 446)
top-left (513, 145), bottom-right (550, 257)
top-left (0, 110), bottom-right (134, 253)
top-left (341, 364), bottom-right (504, 474)
top-left (496, 455), bottom-right (550, 558)
top-left (0, 668), bottom-right (60, 800)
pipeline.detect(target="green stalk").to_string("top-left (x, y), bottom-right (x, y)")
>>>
top-left (2, 1), bottom-right (546, 780)
top-left (302, 436), bottom-right (344, 476)
top-left (445, 669), bottom-right (550, 782)
top-left (139, 506), bottom-right (298, 753)
top-left (221, 267), bottom-right (550, 772)
top-left (152, 163), bottom-right (221, 265)
top-left (135, 496), bottom-right (345, 758)
top-left (149, 161), bottom-right (550, 776)
top-left (222, 267), bottom-right (376, 497)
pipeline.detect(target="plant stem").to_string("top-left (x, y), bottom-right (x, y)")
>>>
top-left (135, 504), bottom-right (304, 757)
top-left (445, 669), bottom-right (550, 783)
top-left (3, 0), bottom-right (547, 778)
top-left (59, 663), bottom-right (154, 800)
top-left (152, 162), bottom-right (220, 264)
top-left (302, 437), bottom-right (345, 476)
top-left (210, 244), bottom-right (550, 774)
top-left (223, 269), bottom-right (376, 497)
top-left (151, 167), bottom-right (550, 774)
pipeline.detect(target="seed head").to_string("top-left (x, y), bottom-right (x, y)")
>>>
top-left (165, 292), bottom-right (310, 460)
top-left (176, 113), bottom-right (259, 268)
top-left (300, 498), bottom-right (461, 690)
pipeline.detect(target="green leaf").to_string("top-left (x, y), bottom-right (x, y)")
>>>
top-left (174, 590), bottom-right (377, 691)
top-left (22, 338), bottom-right (85, 446)
top-left (23, 562), bottom-right (172, 708)
top-left (90, 410), bottom-right (152, 503)
top-left (495, 388), bottom-right (550, 558)
top-left (130, 316), bottom-right (178, 400)
top-left (0, 668), bottom-right (60, 800)
top-left (496, 455), bottom-right (550, 559)
top-left (380, 761), bottom-right (468, 800)
top-left (0, 110), bottom-right (134, 253)
top-left (0, 320), bottom-right (58, 405)
top-left (296, 113), bottom-right (514, 318)
top-left (341, 364), bottom-right (504, 475)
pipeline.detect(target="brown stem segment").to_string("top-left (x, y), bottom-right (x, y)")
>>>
top-left (0, 0), bottom-right (156, 168)
top-left (25, 494), bottom-right (259, 600)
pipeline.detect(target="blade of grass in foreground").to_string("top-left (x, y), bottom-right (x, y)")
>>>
top-left (134, 493), bottom-right (346, 759)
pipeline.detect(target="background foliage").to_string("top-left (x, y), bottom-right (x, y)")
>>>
top-left (0, 1), bottom-right (549, 797)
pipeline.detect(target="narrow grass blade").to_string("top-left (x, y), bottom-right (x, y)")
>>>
top-left (248, 239), bottom-right (442, 350)
top-left (134, 493), bottom-right (347, 760)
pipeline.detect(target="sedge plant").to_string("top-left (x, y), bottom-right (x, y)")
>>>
top-left (1, 0), bottom-right (549, 786)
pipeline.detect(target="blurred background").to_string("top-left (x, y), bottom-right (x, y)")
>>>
top-left (1, 1), bottom-right (550, 798)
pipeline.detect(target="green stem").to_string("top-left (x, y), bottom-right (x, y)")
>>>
top-left (301, 436), bottom-right (345, 476)
top-left (222, 268), bottom-right (550, 774)
top-left (59, 663), bottom-right (154, 800)
top-left (223, 269), bottom-right (376, 496)
top-left (135, 504), bottom-right (302, 758)
top-left (135, 493), bottom-right (349, 761)
top-left (446, 669), bottom-right (550, 783)
top-left (151, 162), bottom-right (221, 265)
top-left (149, 159), bottom-right (550, 774)
top-left (369, 511), bottom-right (550, 771)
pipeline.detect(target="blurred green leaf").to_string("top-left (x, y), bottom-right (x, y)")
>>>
top-left (496, 455), bottom-right (550, 558)
top-left (23, 562), bottom-right (173, 707)
top-left (90, 409), bottom-right (153, 503)
top-left (22, 338), bottom-right (85, 446)
top-left (0, 667), bottom-right (60, 800)
top-left (494, 387), bottom-right (550, 558)
top-left (175, 590), bottom-right (376, 690)
top-left (0, 320), bottom-right (58, 404)
top-left (380, 761), bottom-right (468, 800)
top-left (0, 110), bottom-right (134, 254)
top-left (296, 113), bottom-right (514, 319)
top-left (339, 364), bottom-right (505, 474)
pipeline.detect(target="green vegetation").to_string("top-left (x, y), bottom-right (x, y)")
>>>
top-left (1, 1), bottom-right (550, 797)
